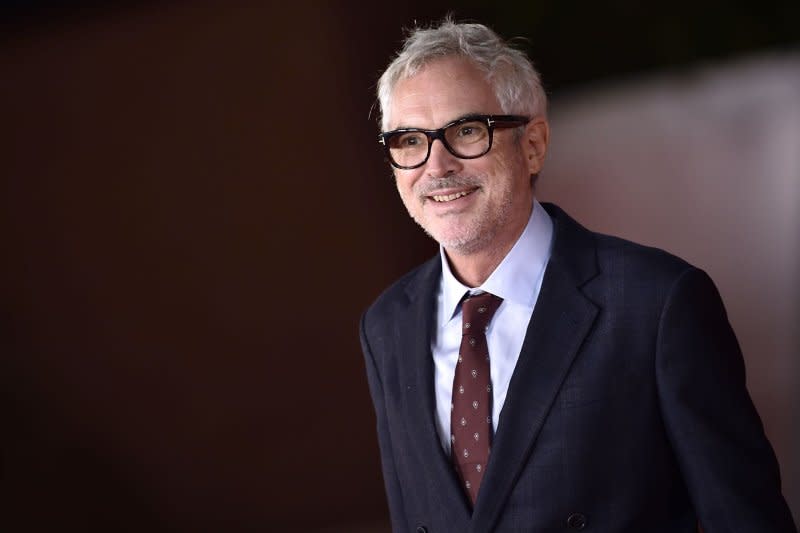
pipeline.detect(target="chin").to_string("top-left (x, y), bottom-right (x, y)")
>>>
top-left (427, 226), bottom-right (493, 255)
top-left (411, 210), bottom-right (498, 254)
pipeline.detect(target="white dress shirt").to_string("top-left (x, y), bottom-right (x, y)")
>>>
top-left (432, 199), bottom-right (554, 454)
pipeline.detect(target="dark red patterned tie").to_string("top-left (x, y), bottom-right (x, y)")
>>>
top-left (450, 292), bottom-right (503, 505)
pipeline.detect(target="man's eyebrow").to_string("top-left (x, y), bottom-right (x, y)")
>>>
top-left (445, 112), bottom-right (484, 125)
top-left (391, 112), bottom-right (484, 131)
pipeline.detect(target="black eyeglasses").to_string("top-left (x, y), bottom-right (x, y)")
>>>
top-left (378, 114), bottom-right (529, 170)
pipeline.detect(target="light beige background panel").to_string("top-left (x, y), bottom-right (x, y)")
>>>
top-left (539, 51), bottom-right (800, 524)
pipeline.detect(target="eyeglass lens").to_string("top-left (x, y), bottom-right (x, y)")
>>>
top-left (386, 119), bottom-right (490, 168)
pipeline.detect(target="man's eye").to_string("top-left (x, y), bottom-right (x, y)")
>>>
top-left (458, 126), bottom-right (476, 137)
top-left (394, 133), bottom-right (424, 148)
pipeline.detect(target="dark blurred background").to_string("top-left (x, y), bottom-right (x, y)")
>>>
top-left (2, 2), bottom-right (798, 531)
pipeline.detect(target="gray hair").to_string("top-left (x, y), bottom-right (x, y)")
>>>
top-left (377, 19), bottom-right (547, 130)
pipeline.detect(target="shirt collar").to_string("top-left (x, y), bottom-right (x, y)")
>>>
top-left (439, 199), bottom-right (554, 326)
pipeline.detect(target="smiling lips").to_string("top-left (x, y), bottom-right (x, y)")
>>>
top-left (430, 188), bottom-right (478, 203)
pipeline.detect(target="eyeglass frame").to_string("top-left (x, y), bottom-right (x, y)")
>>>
top-left (377, 114), bottom-right (531, 170)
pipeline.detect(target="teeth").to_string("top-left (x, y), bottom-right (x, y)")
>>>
top-left (432, 190), bottom-right (472, 202)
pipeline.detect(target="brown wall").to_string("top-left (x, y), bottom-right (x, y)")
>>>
top-left (2, 4), bottom-right (432, 532)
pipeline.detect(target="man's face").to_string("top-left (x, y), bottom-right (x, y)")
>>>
top-left (387, 56), bottom-right (542, 256)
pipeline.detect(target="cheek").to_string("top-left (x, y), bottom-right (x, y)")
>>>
top-left (482, 154), bottom-right (517, 188)
top-left (395, 171), bottom-right (419, 196)
top-left (394, 173), bottom-right (419, 208)
top-left (496, 149), bottom-right (529, 186)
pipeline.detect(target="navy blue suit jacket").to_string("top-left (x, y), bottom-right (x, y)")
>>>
top-left (360, 203), bottom-right (796, 533)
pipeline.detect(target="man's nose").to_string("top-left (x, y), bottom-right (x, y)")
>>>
top-left (425, 138), bottom-right (463, 177)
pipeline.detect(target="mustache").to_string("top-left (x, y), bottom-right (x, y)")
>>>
top-left (414, 175), bottom-right (483, 196)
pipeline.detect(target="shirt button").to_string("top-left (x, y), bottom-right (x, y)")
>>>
top-left (415, 526), bottom-right (428, 533)
top-left (566, 512), bottom-right (587, 530)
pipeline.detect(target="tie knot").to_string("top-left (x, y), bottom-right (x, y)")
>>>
top-left (461, 292), bottom-right (503, 334)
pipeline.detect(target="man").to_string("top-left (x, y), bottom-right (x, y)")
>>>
top-left (359, 19), bottom-right (796, 533)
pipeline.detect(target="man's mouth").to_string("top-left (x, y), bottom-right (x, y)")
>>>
top-left (429, 188), bottom-right (478, 203)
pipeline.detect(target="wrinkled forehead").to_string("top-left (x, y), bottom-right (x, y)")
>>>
top-left (385, 56), bottom-right (499, 131)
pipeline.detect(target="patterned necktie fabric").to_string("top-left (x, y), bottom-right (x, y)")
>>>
top-left (450, 291), bottom-right (503, 505)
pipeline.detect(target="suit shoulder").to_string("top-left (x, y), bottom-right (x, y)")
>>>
top-left (362, 255), bottom-right (439, 327)
top-left (592, 230), bottom-right (695, 284)
top-left (545, 202), bottom-right (695, 287)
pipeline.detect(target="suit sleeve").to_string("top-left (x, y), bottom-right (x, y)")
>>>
top-left (360, 313), bottom-right (409, 533)
top-left (655, 267), bottom-right (797, 532)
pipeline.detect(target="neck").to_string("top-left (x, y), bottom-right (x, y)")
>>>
top-left (444, 196), bottom-right (536, 287)
top-left (445, 244), bottom-right (511, 288)
top-left (444, 209), bottom-right (531, 287)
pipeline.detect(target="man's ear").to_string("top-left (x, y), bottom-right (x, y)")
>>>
top-left (522, 117), bottom-right (549, 175)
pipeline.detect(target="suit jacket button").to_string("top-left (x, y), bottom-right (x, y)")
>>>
top-left (415, 527), bottom-right (428, 533)
top-left (567, 513), bottom-right (587, 530)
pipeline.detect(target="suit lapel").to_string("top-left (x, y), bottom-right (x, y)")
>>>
top-left (395, 257), bottom-right (473, 525)
top-left (471, 204), bottom-right (600, 532)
